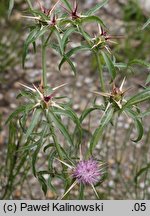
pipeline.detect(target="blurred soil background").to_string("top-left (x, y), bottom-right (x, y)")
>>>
top-left (0, 0), bottom-right (150, 199)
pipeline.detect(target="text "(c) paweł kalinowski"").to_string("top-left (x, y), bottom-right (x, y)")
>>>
top-left (20, 202), bottom-right (104, 212)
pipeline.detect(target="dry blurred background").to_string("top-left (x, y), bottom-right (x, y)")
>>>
top-left (0, 0), bottom-right (150, 199)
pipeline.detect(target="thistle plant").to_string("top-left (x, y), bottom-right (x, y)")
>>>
top-left (2, 0), bottom-right (150, 199)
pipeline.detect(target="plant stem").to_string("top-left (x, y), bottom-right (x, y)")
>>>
top-left (42, 36), bottom-right (47, 89)
top-left (78, 26), bottom-right (105, 92)
top-left (95, 52), bottom-right (106, 93)
top-left (41, 31), bottom-right (53, 90)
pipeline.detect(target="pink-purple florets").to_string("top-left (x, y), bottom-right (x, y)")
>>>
top-left (73, 158), bottom-right (101, 185)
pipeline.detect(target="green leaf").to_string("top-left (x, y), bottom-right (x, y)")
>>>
top-left (49, 110), bottom-right (73, 146)
top-left (22, 26), bottom-right (48, 67)
top-left (8, 0), bottom-right (14, 16)
top-left (101, 51), bottom-right (116, 79)
top-left (80, 16), bottom-right (106, 28)
top-left (47, 176), bottom-right (57, 194)
top-left (61, 27), bottom-right (77, 51)
top-left (6, 121), bottom-right (17, 168)
top-left (123, 89), bottom-right (150, 108)
top-left (16, 89), bottom-right (35, 101)
top-left (142, 18), bottom-right (150, 30)
top-left (59, 45), bottom-right (90, 68)
top-left (48, 150), bottom-right (57, 172)
top-left (90, 107), bottom-right (114, 152)
top-left (138, 108), bottom-right (150, 118)
top-left (59, 54), bottom-right (76, 75)
top-left (133, 119), bottom-right (143, 142)
top-left (59, 19), bottom-right (74, 27)
top-left (61, 0), bottom-right (72, 11)
top-left (125, 109), bottom-right (143, 142)
top-left (19, 139), bottom-right (40, 151)
top-left (37, 174), bottom-right (47, 195)
top-left (54, 29), bottom-right (63, 55)
top-left (146, 74), bottom-right (150, 85)
top-left (31, 140), bottom-right (41, 176)
top-left (28, 9), bottom-right (49, 21)
top-left (134, 163), bottom-right (150, 184)
top-left (25, 108), bottom-right (42, 140)
top-left (32, 125), bottom-right (47, 176)
top-left (78, 27), bottom-right (92, 42)
top-left (43, 143), bottom-right (54, 152)
top-left (85, 0), bottom-right (108, 16)
top-left (79, 107), bottom-right (101, 123)
top-left (14, 151), bottom-right (29, 178)
top-left (114, 62), bottom-right (128, 69)
top-left (5, 104), bottom-right (34, 124)
top-left (128, 59), bottom-right (150, 68)
top-left (53, 106), bottom-right (82, 145)
top-left (50, 43), bottom-right (61, 55)
top-left (26, 0), bottom-right (33, 10)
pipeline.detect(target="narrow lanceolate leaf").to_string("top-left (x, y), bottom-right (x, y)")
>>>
top-left (132, 119), bottom-right (143, 142)
top-left (128, 59), bottom-right (150, 68)
top-left (54, 29), bottom-right (63, 55)
top-left (50, 43), bottom-right (61, 55)
top-left (22, 26), bottom-right (48, 67)
top-left (59, 19), bottom-right (74, 27)
top-left (79, 27), bottom-right (92, 42)
top-left (8, 0), bottom-right (14, 16)
top-left (145, 74), bottom-right (150, 85)
top-left (90, 107), bottom-right (114, 153)
top-left (53, 106), bottom-right (82, 145)
top-left (32, 126), bottom-right (47, 176)
top-left (25, 108), bottom-right (42, 140)
top-left (61, 27), bottom-right (77, 52)
top-left (125, 108), bottom-right (143, 142)
top-left (114, 62), bottom-right (128, 69)
top-left (134, 163), bottom-right (150, 184)
top-left (61, 0), bottom-right (72, 11)
top-left (59, 45), bottom-right (90, 68)
top-left (80, 16), bottom-right (106, 28)
top-left (59, 54), bottom-right (76, 75)
top-left (137, 107), bottom-right (150, 118)
top-left (38, 174), bottom-right (47, 195)
top-left (142, 18), bottom-right (150, 30)
top-left (49, 110), bottom-right (73, 146)
top-left (79, 107), bottom-right (101, 123)
top-left (26, 0), bottom-right (33, 10)
top-left (53, 107), bottom-right (82, 135)
top-left (123, 89), bottom-right (150, 108)
top-left (85, 0), bottom-right (108, 16)
top-left (101, 51), bottom-right (116, 79)
top-left (32, 140), bottom-right (41, 176)
top-left (5, 104), bottom-right (34, 124)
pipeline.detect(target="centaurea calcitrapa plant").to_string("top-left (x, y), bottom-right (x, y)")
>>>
top-left (4, 0), bottom-right (150, 199)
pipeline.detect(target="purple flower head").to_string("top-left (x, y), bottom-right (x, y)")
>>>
top-left (73, 158), bottom-right (101, 185)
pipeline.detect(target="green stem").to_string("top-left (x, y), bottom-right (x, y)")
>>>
top-left (78, 183), bottom-right (85, 200)
top-left (78, 26), bottom-right (105, 92)
top-left (95, 52), bottom-right (105, 92)
top-left (41, 31), bottom-right (53, 90)
top-left (42, 36), bottom-right (47, 89)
